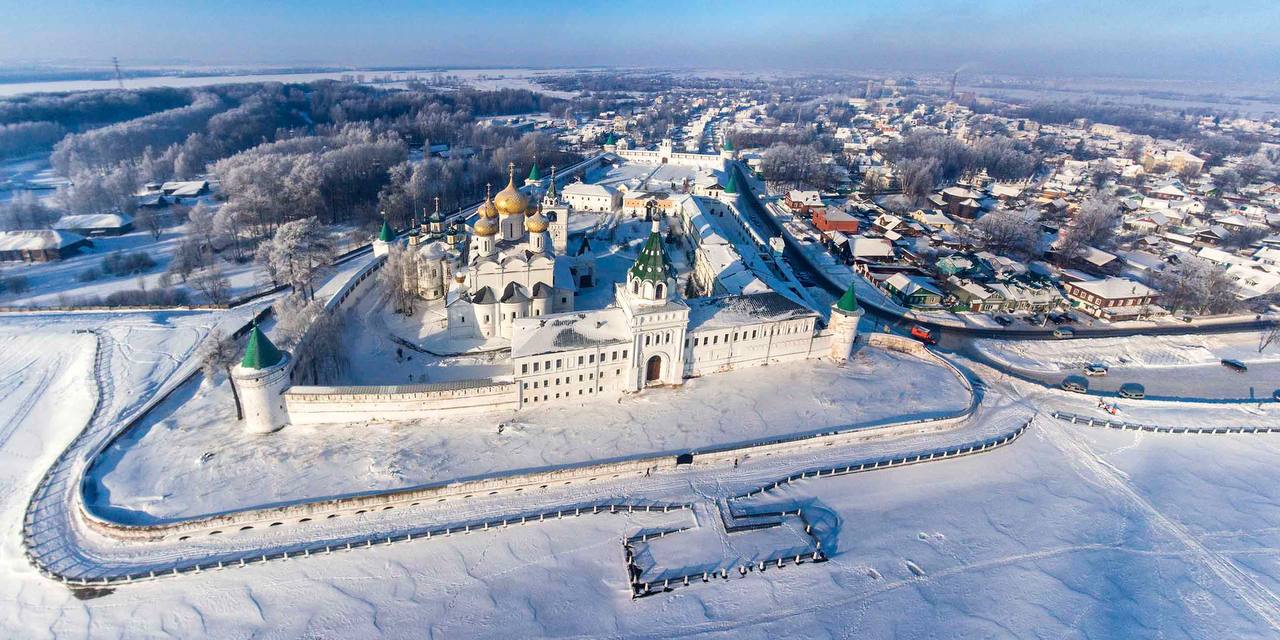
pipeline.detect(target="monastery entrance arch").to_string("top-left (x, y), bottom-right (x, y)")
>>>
top-left (645, 355), bottom-right (663, 385)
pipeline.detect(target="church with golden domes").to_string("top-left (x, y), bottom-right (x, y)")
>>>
top-left (441, 163), bottom-right (582, 340)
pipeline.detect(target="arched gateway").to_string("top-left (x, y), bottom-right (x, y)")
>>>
top-left (645, 355), bottom-right (662, 384)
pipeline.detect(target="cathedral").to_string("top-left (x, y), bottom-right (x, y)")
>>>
top-left (404, 163), bottom-right (586, 340)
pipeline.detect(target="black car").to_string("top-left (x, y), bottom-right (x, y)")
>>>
top-left (1048, 313), bottom-right (1069, 324)
top-left (993, 315), bottom-right (1014, 327)
top-left (1221, 359), bottom-right (1248, 372)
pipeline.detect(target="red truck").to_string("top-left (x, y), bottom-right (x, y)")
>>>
top-left (909, 325), bottom-right (936, 345)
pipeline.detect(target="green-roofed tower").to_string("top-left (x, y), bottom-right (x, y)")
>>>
top-left (722, 138), bottom-right (734, 151)
top-left (240, 323), bottom-right (284, 370)
top-left (723, 171), bottom-right (739, 195)
top-left (828, 280), bottom-right (864, 364)
top-left (527, 162), bottom-right (541, 182)
top-left (836, 282), bottom-right (859, 312)
top-left (628, 222), bottom-right (676, 285)
top-left (231, 321), bottom-right (292, 434)
top-left (378, 219), bottom-right (394, 242)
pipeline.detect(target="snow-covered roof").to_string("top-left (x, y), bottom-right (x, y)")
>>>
top-left (562, 182), bottom-right (617, 198)
top-left (510, 308), bottom-right (632, 358)
top-left (1069, 277), bottom-right (1156, 300)
top-left (0, 229), bottom-right (88, 252)
top-left (52, 213), bottom-right (132, 230)
top-left (687, 291), bottom-right (816, 332)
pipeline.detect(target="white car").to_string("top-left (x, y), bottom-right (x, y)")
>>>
top-left (1084, 363), bottom-right (1108, 376)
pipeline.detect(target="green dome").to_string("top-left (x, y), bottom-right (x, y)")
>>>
top-left (240, 324), bottom-right (284, 370)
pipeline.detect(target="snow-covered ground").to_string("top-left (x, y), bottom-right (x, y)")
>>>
top-left (971, 332), bottom-right (1280, 400)
top-left (975, 332), bottom-right (1280, 372)
top-left (8, 305), bottom-right (1280, 638)
top-left (87, 346), bottom-right (970, 523)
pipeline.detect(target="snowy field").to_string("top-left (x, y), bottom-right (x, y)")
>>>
top-left (87, 346), bottom-right (971, 523)
top-left (8, 307), bottom-right (1280, 637)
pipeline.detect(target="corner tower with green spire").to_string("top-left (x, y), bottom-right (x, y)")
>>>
top-left (828, 281), bottom-right (864, 363)
top-left (231, 321), bottom-right (293, 434)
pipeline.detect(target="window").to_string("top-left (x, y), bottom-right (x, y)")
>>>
top-left (545, 360), bottom-right (551, 370)
top-left (632, 280), bottom-right (640, 294)
top-left (555, 359), bottom-right (562, 369)
top-left (521, 364), bottom-right (528, 374)
top-left (655, 283), bottom-right (665, 298)
top-left (752, 330), bottom-right (758, 339)
top-left (611, 350), bottom-right (617, 360)
top-left (484, 315), bottom-right (490, 322)
top-left (645, 335), bottom-right (651, 346)
top-left (622, 350), bottom-right (628, 359)
top-left (533, 362), bottom-right (540, 372)
top-left (589, 354), bottom-right (596, 363)
top-left (578, 355), bottom-right (584, 366)
top-left (713, 336), bottom-right (718, 344)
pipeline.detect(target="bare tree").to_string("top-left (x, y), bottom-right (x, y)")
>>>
top-left (1260, 324), bottom-right (1280, 354)
top-left (197, 328), bottom-right (243, 419)
top-left (190, 264), bottom-right (232, 304)
top-left (972, 209), bottom-right (1040, 259)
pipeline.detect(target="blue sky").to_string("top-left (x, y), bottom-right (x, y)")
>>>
top-left (0, 0), bottom-right (1276, 79)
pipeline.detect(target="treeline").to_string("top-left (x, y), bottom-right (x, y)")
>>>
top-left (884, 131), bottom-right (1041, 199)
top-left (0, 121), bottom-right (67, 158)
top-left (0, 86), bottom-right (191, 128)
top-left (51, 93), bottom-right (229, 174)
top-left (976, 101), bottom-right (1200, 140)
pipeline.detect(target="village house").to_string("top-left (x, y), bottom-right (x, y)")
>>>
top-left (1063, 277), bottom-right (1159, 320)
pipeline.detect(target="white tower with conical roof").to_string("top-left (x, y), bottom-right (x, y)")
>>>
top-left (829, 282), bottom-right (863, 363)
top-left (231, 324), bottom-right (292, 434)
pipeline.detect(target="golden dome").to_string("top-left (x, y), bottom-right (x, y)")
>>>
top-left (477, 197), bottom-right (499, 219)
top-left (525, 211), bottom-right (549, 234)
top-left (473, 216), bottom-right (498, 237)
top-left (494, 163), bottom-right (528, 216)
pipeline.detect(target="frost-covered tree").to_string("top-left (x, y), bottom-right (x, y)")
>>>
top-left (972, 209), bottom-right (1041, 259)
top-left (255, 216), bottom-right (334, 298)
top-left (1151, 257), bottom-right (1239, 315)
top-left (380, 244), bottom-right (418, 316)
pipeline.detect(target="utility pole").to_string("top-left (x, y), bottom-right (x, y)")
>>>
top-left (112, 57), bottom-right (125, 89)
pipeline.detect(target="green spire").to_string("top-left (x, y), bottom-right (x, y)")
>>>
top-left (378, 219), bottom-right (394, 242)
top-left (605, 132), bottom-right (616, 145)
top-left (723, 171), bottom-right (739, 195)
top-left (241, 323), bottom-right (284, 370)
top-left (836, 282), bottom-right (860, 313)
top-left (628, 224), bottom-right (675, 283)
top-left (527, 163), bottom-right (541, 181)
top-left (722, 138), bottom-right (734, 151)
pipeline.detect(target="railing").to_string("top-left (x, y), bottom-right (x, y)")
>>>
top-left (1051, 411), bottom-right (1279, 434)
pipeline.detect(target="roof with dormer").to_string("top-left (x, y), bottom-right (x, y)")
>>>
top-left (628, 227), bottom-right (675, 283)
